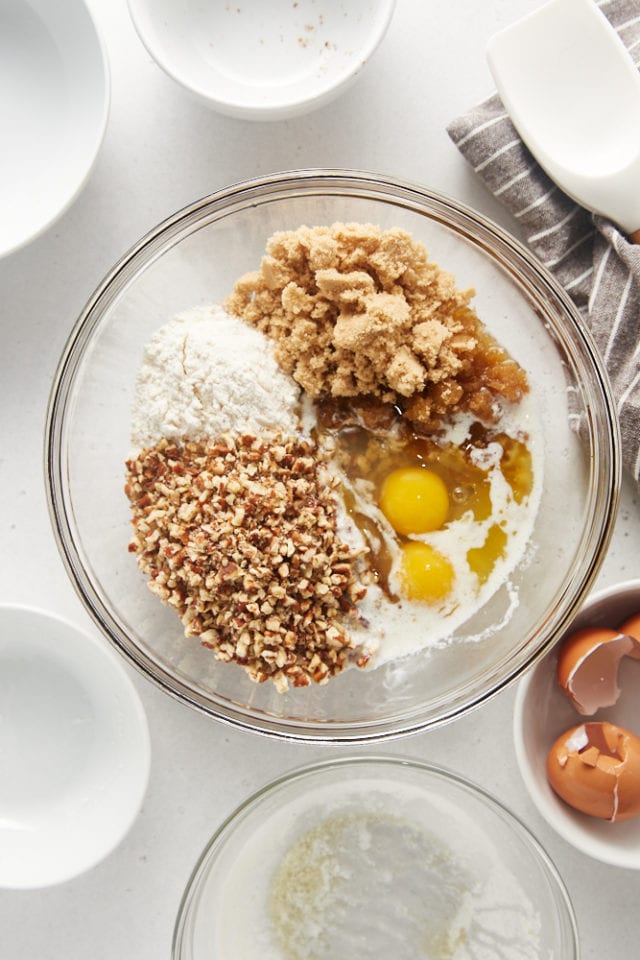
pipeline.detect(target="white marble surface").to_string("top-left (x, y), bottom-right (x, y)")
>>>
top-left (1, 1), bottom-right (638, 957)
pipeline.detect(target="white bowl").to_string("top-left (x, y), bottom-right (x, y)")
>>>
top-left (0, 0), bottom-right (109, 258)
top-left (514, 579), bottom-right (640, 868)
top-left (127, 0), bottom-right (396, 120)
top-left (0, 604), bottom-right (150, 889)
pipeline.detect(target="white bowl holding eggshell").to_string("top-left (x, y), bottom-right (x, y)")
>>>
top-left (514, 579), bottom-right (640, 868)
top-left (0, 605), bottom-right (150, 889)
top-left (126, 0), bottom-right (396, 120)
top-left (0, 0), bottom-right (109, 257)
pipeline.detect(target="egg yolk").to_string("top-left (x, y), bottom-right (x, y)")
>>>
top-left (399, 541), bottom-right (454, 603)
top-left (379, 467), bottom-right (449, 536)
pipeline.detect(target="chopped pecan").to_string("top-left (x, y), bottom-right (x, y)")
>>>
top-left (125, 432), bottom-right (369, 691)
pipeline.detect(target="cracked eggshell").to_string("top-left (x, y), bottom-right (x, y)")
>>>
top-left (514, 580), bottom-right (640, 866)
top-left (556, 626), bottom-right (640, 715)
top-left (547, 721), bottom-right (640, 822)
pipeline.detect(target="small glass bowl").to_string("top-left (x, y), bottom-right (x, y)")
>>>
top-left (45, 169), bottom-right (619, 741)
top-left (172, 756), bottom-right (579, 959)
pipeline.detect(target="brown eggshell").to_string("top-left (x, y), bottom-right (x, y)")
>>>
top-left (556, 626), bottom-right (640, 715)
top-left (619, 612), bottom-right (640, 653)
top-left (547, 721), bottom-right (640, 822)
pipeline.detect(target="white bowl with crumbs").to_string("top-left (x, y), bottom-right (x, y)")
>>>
top-left (45, 169), bottom-right (619, 742)
top-left (127, 0), bottom-right (396, 120)
top-left (172, 757), bottom-right (578, 959)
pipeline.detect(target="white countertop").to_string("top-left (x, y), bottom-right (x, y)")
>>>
top-left (1, 1), bottom-right (638, 957)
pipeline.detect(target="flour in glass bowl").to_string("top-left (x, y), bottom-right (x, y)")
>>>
top-left (130, 304), bottom-right (301, 452)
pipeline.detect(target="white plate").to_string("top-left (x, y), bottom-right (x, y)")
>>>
top-left (0, 604), bottom-right (150, 889)
top-left (127, 0), bottom-right (395, 120)
top-left (0, 0), bottom-right (109, 257)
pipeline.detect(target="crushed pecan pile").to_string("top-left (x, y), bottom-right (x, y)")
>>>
top-left (225, 222), bottom-right (528, 429)
top-left (125, 433), bottom-right (369, 692)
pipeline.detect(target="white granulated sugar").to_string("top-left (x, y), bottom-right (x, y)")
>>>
top-left (131, 304), bottom-right (301, 450)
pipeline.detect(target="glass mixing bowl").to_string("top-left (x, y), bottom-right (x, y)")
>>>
top-left (172, 756), bottom-right (579, 959)
top-left (45, 169), bottom-right (620, 741)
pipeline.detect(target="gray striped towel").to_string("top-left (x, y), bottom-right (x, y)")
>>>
top-left (447, 0), bottom-right (640, 485)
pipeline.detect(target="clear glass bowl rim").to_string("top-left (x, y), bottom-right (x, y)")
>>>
top-left (44, 168), bottom-right (621, 743)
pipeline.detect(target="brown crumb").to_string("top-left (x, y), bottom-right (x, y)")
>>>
top-left (224, 223), bottom-right (528, 430)
top-left (125, 433), bottom-right (368, 692)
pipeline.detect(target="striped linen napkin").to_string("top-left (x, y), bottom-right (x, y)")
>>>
top-left (447, 0), bottom-right (640, 485)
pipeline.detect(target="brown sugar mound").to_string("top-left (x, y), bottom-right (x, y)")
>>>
top-left (224, 223), bottom-right (528, 429)
top-left (125, 433), bottom-right (369, 692)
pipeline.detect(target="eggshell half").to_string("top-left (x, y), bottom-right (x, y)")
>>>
top-left (547, 721), bottom-right (640, 822)
top-left (556, 626), bottom-right (640, 715)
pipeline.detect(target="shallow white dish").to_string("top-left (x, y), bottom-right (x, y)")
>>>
top-left (0, 0), bottom-right (109, 257)
top-left (514, 579), bottom-right (640, 869)
top-left (127, 0), bottom-right (395, 120)
top-left (0, 604), bottom-right (150, 889)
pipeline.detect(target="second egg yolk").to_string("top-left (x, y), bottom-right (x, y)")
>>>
top-left (379, 467), bottom-right (449, 536)
top-left (399, 541), bottom-right (455, 603)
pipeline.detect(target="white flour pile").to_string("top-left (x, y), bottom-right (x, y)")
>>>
top-left (130, 304), bottom-right (301, 451)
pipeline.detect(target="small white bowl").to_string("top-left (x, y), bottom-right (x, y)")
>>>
top-left (0, 605), bottom-right (150, 889)
top-left (0, 0), bottom-right (110, 258)
top-left (127, 0), bottom-right (396, 120)
top-left (514, 579), bottom-right (640, 868)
